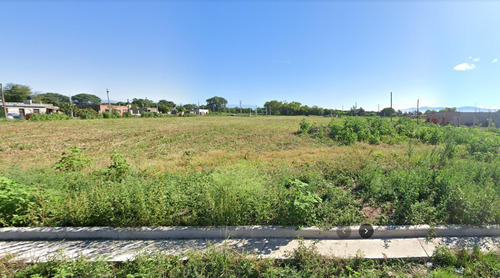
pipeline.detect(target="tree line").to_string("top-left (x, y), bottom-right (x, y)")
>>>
top-left (3, 83), bottom-right (414, 117)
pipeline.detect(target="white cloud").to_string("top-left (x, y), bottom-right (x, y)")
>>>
top-left (453, 63), bottom-right (476, 71)
top-left (468, 56), bottom-right (472, 60)
top-left (473, 57), bottom-right (480, 62)
top-left (492, 58), bottom-right (498, 63)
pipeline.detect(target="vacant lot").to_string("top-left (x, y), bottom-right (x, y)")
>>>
top-left (0, 116), bottom-right (398, 171)
top-left (0, 116), bottom-right (498, 227)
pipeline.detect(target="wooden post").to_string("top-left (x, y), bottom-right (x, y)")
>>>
top-left (416, 99), bottom-right (419, 124)
top-left (107, 89), bottom-right (112, 114)
top-left (1, 83), bottom-right (8, 118)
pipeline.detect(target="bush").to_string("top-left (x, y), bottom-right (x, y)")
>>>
top-left (282, 179), bottom-right (322, 226)
top-left (79, 108), bottom-right (101, 119)
top-left (27, 113), bottom-right (70, 121)
top-left (298, 118), bottom-right (311, 135)
top-left (54, 146), bottom-right (93, 172)
top-left (0, 177), bottom-right (37, 226)
top-left (104, 152), bottom-right (130, 182)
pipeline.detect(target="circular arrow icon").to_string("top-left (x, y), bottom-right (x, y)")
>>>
top-left (358, 224), bottom-right (374, 239)
top-left (336, 225), bottom-right (352, 239)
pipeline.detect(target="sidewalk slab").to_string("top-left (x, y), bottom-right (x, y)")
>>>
top-left (1, 237), bottom-right (498, 262)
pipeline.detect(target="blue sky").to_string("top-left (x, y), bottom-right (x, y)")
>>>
top-left (1, 1), bottom-right (499, 111)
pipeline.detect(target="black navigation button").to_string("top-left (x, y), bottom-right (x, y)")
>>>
top-left (358, 224), bottom-right (374, 239)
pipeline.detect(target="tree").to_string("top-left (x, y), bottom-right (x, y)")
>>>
top-left (158, 100), bottom-right (176, 108)
top-left (206, 96), bottom-right (228, 112)
top-left (183, 104), bottom-right (196, 112)
top-left (71, 93), bottom-right (101, 105)
top-left (33, 92), bottom-right (69, 105)
top-left (59, 102), bottom-right (77, 116)
top-left (439, 107), bottom-right (456, 112)
top-left (287, 101), bottom-right (302, 115)
top-left (380, 107), bottom-right (396, 117)
top-left (263, 100), bottom-right (282, 115)
top-left (131, 98), bottom-right (155, 108)
top-left (4, 83), bottom-right (32, 102)
top-left (157, 99), bottom-right (176, 114)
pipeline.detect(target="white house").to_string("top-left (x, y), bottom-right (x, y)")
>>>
top-left (195, 108), bottom-right (209, 116)
top-left (0, 99), bottom-right (59, 118)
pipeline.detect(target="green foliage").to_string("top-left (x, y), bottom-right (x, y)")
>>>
top-left (58, 102), bottom-right (77, 116)
top-left (206, 96), bottom-right (228, 112)
top-left (27, 113), bottom-right (70, 121)
top-left (0, 177), bottom-right (37, 226)
top-left (54, 146), bottom-right (93, 172)
top-left (131, 98), bottom-right (155, 108)
top-left (5, 245), bottom-right (498, 277)
top-left (3, 83), bottom-right (32, 102)
top-left (298, 118), bottom-right (311, 134)
top-left (79, 108), bottom-right (101, 119)
top-left (379, 107), bottom-right (396, 117)
top-left (33, 92), bottom-right (70, 105)
top-left (71, 93), bottom-right (101, 105)
top-left (9, 254), bottom-right (114, 277)
top-left (282, 179), bottom-right (322, 226)
top-left (105, 152), bottom-right (130, 182)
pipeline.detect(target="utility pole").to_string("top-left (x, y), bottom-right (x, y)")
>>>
top-left (1, 83), bottom-right (8, 118)
top-left (69, 94), bottom-right (74, 118)
top-left (107, 88), bottom-right (111, 114)
top-left (390, 92), bottom-right (393, 123)
top-left (416, 99), bottom-right (419, 124)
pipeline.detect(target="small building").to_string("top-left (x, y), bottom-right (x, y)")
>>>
top-left (0, 100), bottom-right (59, 118)
top-left (98, 104), bottom-right (130, 116)
top-left (129, 107), bottom-right (159, 116)
top-left (426, 111), bottom-right (500, 127)
top-left (195, 108), bottom-right (209, 116)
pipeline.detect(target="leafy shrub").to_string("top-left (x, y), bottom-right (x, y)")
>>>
top-left (54, 146), bottom-right (93, 172)
top-left (79, 108), bottom-right (101, 119)
top-left (282, 179), bottom-right (322, 226)
top-left (112, 110), bottom-right (121, 118)
top-left (369, 117), bottom-right (395, 136)
top-left (28, 113), bottom-right (70, 121)
top-left (0, 177), bottom-right (37, 226)
top-left (343, 117), bottom-right (370, 142)
top-left (394, 117), bottom-right (418, 138)
top-left (105, 152), bottom-right (130, 181)
top-left (468, 136), bottom-right (499, 161)
top-left (298, 118), bottom-right (311, 135)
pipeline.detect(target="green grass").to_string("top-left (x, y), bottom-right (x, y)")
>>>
top-left (0, 116), bottom-right (499, 227)
top-left (1, 245), bottom-right (498, 277)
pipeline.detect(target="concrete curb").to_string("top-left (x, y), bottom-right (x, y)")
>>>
top-left (1, 225), bottom-right (499, 241)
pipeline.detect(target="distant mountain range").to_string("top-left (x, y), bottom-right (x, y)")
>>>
top-left (400, 106), bottom-right (500, 113)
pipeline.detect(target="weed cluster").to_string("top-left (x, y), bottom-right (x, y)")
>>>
top-left (2, 245), bottom-right (498, 277)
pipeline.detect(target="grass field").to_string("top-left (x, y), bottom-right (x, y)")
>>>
top-left (0, 116), bottom-right (499, 227)
top-left (0, 116), bottom-right (402, 171)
